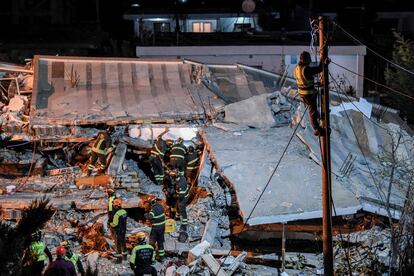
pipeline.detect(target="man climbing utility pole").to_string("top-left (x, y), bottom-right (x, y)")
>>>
top-left (318, 16), bottom-right (334, 276)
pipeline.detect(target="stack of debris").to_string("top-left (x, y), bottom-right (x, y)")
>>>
top-left (0, 148), bottom-right (46, 176)
top-left (223, 91), bottom-right (292, 129)
top-left (0, 95), bottom-right (30, 139)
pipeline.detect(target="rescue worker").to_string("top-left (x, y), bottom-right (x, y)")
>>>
top-left (149, 129), bottom-right (172, 185)
top-left (129, 232), bottom-right (157, 276)
top-left (110, 198), bottom-right (128, 262)
top-left (163, 169), bottom-right (177, 219)
top-left (23, 231), bottom-right (53, 276)
top-left (171, 169), bottom-right (189, 232)
top-left (87, 131), bottom-right (113, 176)
top-left (185, 145), bottom-right (200, 184)
top-left (169, 137), bottom-right (187, 177)
top-left (293, 51), bottom-right (330, 136)
top-left (60, 240), bottom-right (85, 276)
top-left (106, 188), bottom-right (117, 223)
top-left (146, 197), bottom-right (165, 260)
top-left (44, 246), bottom-right (77, 276)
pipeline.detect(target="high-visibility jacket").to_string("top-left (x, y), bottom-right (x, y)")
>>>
top-left (170, 143), bottom-right (187, 160)
top-left (108, 195), bottom-right (116, 212)
top-left (294, 64), bottom-right (318, 95)
top-left (30, 241), bottom-right (47, 262)
top-left (175, 176), bottom-right (189, 199)
top-left (185, 151), bottom-right (199, 170)
top-left (130, 243), bottom-right (155, 267)
top-left (92, 133), bottom-right (112, 155)
top-left (65, 252), bottom-right (79, 271)
top-left (150, 137), bottom-right (168, 158)
top-left (149, 203), bottom-right (165, 227)
top-left (110, 208), bottom-right (127, 235)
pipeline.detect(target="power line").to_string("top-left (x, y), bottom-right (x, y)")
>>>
top-left (333, 22), bottom-right (414, 76)
top-left (330, 60), bottom-right (414, 102)
top-left (215, 105), bottom-right (309, 275)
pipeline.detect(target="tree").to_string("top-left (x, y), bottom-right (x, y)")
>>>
top-left (384, 32), bottom-right (414, 125)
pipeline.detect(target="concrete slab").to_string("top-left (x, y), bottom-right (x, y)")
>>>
top-left (204, 126), bottom-right (360, 226)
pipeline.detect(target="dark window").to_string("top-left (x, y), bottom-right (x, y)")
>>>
top-left (154, 22), bottom-right (170, 33)
top-left (234, 23), bottom-right (252, 32)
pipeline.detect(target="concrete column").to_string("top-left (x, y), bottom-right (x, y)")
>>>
top-left (134, 19), bottom-right (140, 38)
top-left (356, 54), bottom-right (364, 98)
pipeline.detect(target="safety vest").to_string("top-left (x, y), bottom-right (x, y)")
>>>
top-left (130, 243), bottom-right (155, 266)
top-left (108, 195), bottom-right (115, 212)
top-left (65, 252), bottom-right (78, 271)
top-left (294, 65), bottom-right (318, 95)
top-left (92, 137), bottom-right (111, 155)
top-left (149, 203), bottom-right (165, 227)
top-left (170, 143), bottom-right (186, 159)
top-left (110, 209), bottom-right (127, 228)
top-left (30, 241), bottom-right (46, 262)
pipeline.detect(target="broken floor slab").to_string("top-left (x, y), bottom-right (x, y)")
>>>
top-left (203, 126), bottom-right (361, 226)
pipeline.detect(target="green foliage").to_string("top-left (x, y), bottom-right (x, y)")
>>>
top-left (0, 197), bottom-right (54, 276)
top-left (384, 32), bottom-right (414, 123)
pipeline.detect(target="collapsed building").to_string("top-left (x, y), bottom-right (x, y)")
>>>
top-left (0, 55), bottom-right (413, 275)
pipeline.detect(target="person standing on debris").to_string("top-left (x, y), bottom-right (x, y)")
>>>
top-left (293, 51), bottom-right (330, 136)
top-left (106, 188), bottom-right (117, 223)
top-left (44, 246), bottom-right (77, 276)
top-left (163, 169), bottom-right (178, 219)
top-left (129, 232), bottom-right (157, 276)
top-left (146, 197), bottom-right (166, 260)
top-left (185, 145), bottom-right (200, 185)
top-left (23, 231), bottom-right (53, 276)
top-left (171, 169), bottom-right (189, 232)
top-left (149, 128), bottom-right (172, 185)
top-left (60, 240), bottom-right (85, 276)
top-left (110, 198), bottom-right (128, 262)
top-left (169, 137), bottom-right (187, 177)
top-left (87, 131), bottom-right (113, 176)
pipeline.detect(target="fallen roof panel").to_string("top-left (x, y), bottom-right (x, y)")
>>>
top-left (203, 126), bottom-right (361, 225)
top-left (30, 56), bottom-right (204, 125)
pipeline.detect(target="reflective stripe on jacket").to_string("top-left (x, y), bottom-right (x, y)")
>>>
top-left (151, 138), bottom-right (167, 157)
top-left (31, 241), bottom-right (46, 262)
top-left (294, 65), bottom-right (317, 95)
top-left (149, 203), bottom-right (165, 227)
top-left (170, 143), bottom-right (186, 159)
top-left (176, 176), bottom-right (189, 198)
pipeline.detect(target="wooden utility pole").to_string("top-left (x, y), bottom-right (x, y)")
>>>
top-left (318, 16), bottom-right (334, 276)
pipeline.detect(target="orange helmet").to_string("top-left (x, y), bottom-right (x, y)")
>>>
top-left (113, 198), bottom-right (122, 207)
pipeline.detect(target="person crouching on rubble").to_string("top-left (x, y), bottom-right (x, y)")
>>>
top-left (145, 197), bottom-right (166, 261)
top-left (87, 131), bottom-right (113, 176)
top-left (130, 232), bottom-right (157, 276)
top-left (22, 230), bottom-right (53, 276)
top-left (149, 128), bottom-right (172, 185)
top-left (109, 198), bottom-right (128, 263)
top-left (60, 240), bottom-right (85, 276)
top-left (185, 145), bottom-right (200, 185)
top-left (43, 246), bottom-right (77, 276)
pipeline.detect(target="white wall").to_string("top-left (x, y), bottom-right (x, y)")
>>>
top-left (136, 45), bottom-right (366, 97)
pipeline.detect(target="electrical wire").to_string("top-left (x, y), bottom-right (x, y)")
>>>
top-left (215, 105), bottom-right (309, 275)
top-left (333, 22), bottom-right (414, 76)
top-left (328, 73), bottom-right (414, 141)
top-left (330, 60), bottom-right (414, 102)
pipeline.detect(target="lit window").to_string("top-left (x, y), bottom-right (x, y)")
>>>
top-left (192, 22), bottom-right (212, 33)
